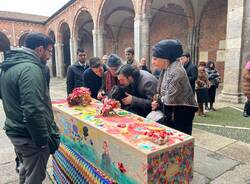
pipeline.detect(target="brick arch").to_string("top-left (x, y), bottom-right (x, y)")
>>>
top-left (0, 31), bottom-right (10, 52)
top-left (143, 0), bottom-right (194, 27)
top-left (18, 31), bottom-right (30, 47)
top-left (72, 8), bottom-right (94, 57)
top-left (48, 29), bottom-right (56, 39)
top-left (58, 21), bottom-right (71, 77)
top-left (58, 21), bottom-right (71, 42)
top-left (96, 0), bottom-right (136, 56)
top-left (96, 0), bottom-right (136, 28)
top-left (72, 7), bottom-right (94, 38)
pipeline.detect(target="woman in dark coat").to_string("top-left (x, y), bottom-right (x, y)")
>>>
top-left (151, 39), bottom-right (198, 135)
top-left (205, 61), bottom-right (220, 111)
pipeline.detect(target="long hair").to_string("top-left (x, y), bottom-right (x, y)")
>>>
top-left (206, 60), bottom-right (215, 69)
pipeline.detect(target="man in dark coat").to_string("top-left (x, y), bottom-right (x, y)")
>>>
top-left (180, 52), bottom-right (198, 94)
top-left (0, 32), bottom-right (60, 184)
top-left (117, 64), bottom-right (158, 117)
top-left (66, 48), bottom-right (89, 95)
top-left (83, 57), bottom-right (104, 99)
top-left (124, 47), bottom-right (138, 68)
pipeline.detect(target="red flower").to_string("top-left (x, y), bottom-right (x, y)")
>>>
top-left (100, 98), bottom-right (120, 116)
top-left (117, 162), bottom-right (126, 173)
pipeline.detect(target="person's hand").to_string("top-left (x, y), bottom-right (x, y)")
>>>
top-left (122, 93), bottom-right (133, 105)
top-left (151, 100), bottom-right (159, 111)
top-left (97, 91), bottom-right (105, 100)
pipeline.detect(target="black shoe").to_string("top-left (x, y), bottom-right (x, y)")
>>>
top-left (210, 107), bottom-right (216, 111)
top-left (243, 111), bottom-right (249, 117)
top-left (15, 159), bottom-right (20, 173)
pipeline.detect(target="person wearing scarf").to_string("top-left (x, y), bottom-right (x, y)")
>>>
top-left (205, 60), bottom-right (220, 111)
top-left (97, 54), bottom-right (122, 99)
top-left (151, 39), bottom-right (198, 135)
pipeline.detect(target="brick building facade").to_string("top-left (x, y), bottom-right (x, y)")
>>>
top-left (0, 0), bottom-right (249, 103)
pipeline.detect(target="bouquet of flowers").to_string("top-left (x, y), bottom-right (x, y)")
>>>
top-left (67, 87), bottom-right (92, 106)
top-left (100, 98), bottom-right (120, 116)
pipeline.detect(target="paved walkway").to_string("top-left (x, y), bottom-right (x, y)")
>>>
top-left (0, 78), bottom-right (249, 184)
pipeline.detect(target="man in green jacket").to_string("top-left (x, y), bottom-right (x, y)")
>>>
top-left (0, 32), bottom-right (60, 184)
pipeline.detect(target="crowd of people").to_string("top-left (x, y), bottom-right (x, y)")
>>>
top-left (0, 32), bottom-right (249, 184)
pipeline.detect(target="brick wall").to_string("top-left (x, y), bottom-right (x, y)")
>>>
top-left (199, 0), bottom-right (227, 80)
top-left (150, 4), bottom-right (189, 52)
top-left (0, 20), bottom-right (45, 47)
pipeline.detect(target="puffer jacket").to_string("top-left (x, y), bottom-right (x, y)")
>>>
top-left (242, 68), bottom-right (250, 98)
top-left (0, 47), bottom-right (59, 148)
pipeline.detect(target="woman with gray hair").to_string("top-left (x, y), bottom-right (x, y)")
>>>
top-left (151, 39), bottom-right (198, 135)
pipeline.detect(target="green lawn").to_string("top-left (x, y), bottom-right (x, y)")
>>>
top-left (194, 107), bottom-right (250, 128)
top-left (193, 107), bottom-right (250, 143)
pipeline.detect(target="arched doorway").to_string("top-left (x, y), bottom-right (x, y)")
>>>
top-left (99, 0), bottom-right (135, 59)
top-left (48, 30), bottom-right (57, 77)
top-left (199, 0), bottom-right (227, 80)
top-left (0, 32), bottom-right (10, 62)
top-left (74, 10), bottom-right (94, 58)
top-left (59, 22), bottom-right (71, 77)
top-left (19, 32), bottom-right (29, 47)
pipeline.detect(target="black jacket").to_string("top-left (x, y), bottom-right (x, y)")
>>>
top-left (184, 61), bottom-right (198, 93)
top-left (129, 70), bottom-right (158, 117)
top-left (66, 62), bottom-right (89, 95)
top-left (83, 68), bottom-right (102, 99)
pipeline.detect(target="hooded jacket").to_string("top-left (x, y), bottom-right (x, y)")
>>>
top-left (0, 47), bottom-right (59, 148)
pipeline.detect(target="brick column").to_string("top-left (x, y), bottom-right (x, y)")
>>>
top-left (219, 0), bottom-right (246, 103)
top-left (54, 42), bottom-right (64, 78)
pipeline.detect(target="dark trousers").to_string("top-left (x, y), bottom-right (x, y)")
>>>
top-left (9, 137), bottom-right (50, 184)
top-left (208, 85), bottom-right (217, 103)
top-left (244, 99), bottom-right (250, 115)
top-left (164, 106), bottom-right (197, 135)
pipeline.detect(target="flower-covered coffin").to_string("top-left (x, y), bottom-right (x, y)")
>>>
top-left (51, 99), bottom-right (194, 184)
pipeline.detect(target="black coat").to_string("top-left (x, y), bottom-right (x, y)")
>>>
top-left (83, 68), bottom-right (102, 99)
top-left (66, 62), bottom-right (89, 95)
top-left (184, 61), bottom-right (198, 93)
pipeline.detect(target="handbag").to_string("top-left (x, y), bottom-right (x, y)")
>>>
top-left (146, 110), bottom-right (165, 123)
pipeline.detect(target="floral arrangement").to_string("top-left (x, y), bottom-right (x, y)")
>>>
top-left (67, 87), bottom-right (92, 106)
top-left (144, 130), bottom-right (169, 145)
top-left (100, 98), bottom-right (120, 116)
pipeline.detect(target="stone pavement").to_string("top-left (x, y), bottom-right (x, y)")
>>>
top-left (0, 78), bottom-right (249, 184)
